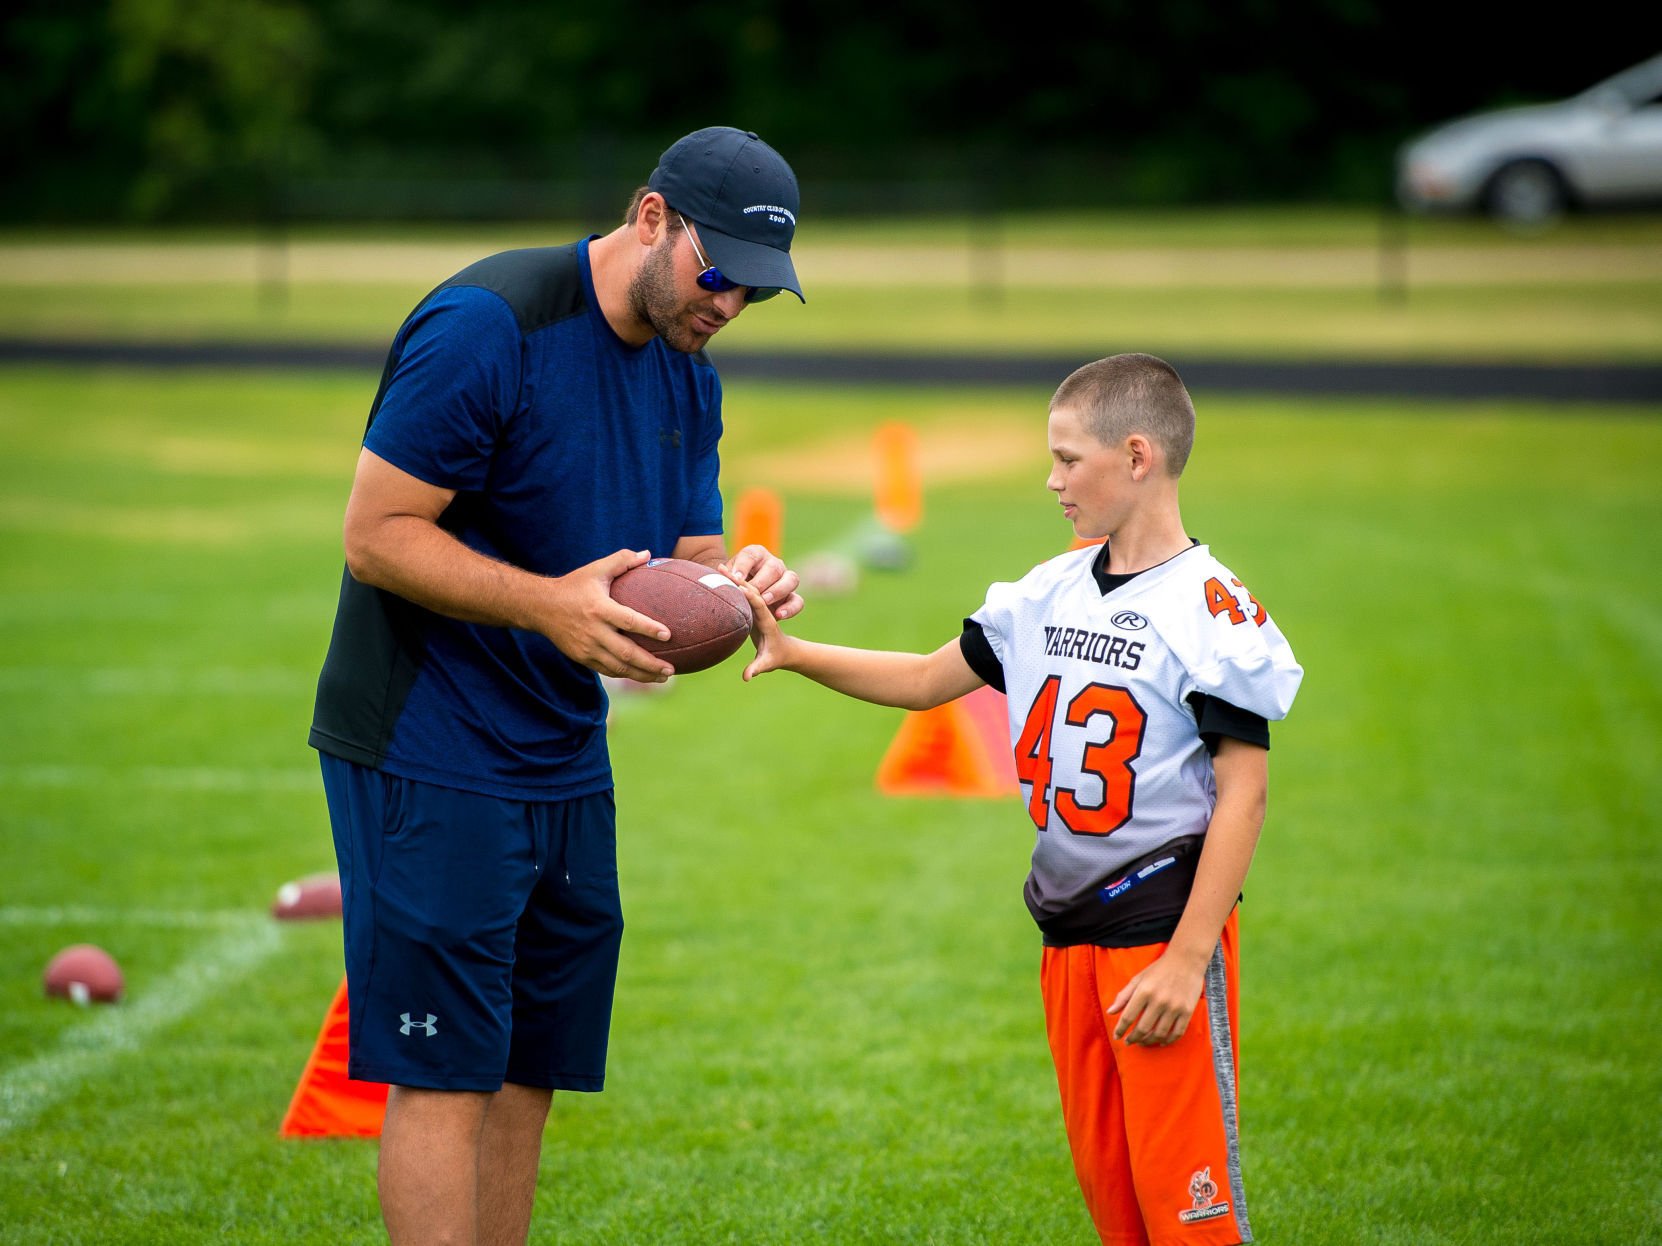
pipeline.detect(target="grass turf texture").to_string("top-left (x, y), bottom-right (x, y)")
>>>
top-left (0, 367), bottom-right (1659, 1243)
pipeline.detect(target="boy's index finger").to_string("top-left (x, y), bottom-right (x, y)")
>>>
top-left (731, 577), bottom-right (773, 625)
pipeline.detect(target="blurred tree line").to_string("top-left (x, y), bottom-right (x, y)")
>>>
top-left (1, 0), bottom-right (1649, 223)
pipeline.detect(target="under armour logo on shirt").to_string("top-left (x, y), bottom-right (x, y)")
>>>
top-left (399, 1012), bottom-right (438, 1037)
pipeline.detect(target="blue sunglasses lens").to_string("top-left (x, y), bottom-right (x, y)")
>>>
top-left (697, 267), bottom-right (781, 303)
top-left (695, 268), bottom-right (739, 294)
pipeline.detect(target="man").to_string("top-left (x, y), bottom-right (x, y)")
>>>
top-left (308, 126), bottom-right (805, 1245)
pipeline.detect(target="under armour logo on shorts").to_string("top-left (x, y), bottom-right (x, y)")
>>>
top-left (399, 1012), bottom-right (438, 1037)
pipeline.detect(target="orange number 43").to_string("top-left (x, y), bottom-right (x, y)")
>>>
top-left (1204, 576), bottom-right (1268, 627)
top-left (1012, 676), bottom-right (1148, 835)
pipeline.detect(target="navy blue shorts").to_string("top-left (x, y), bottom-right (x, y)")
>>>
top-left (319, 754), bottom-right (623, 1093)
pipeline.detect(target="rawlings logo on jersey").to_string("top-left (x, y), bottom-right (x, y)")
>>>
top-left (1110, 610), bottom-right (1147, 630)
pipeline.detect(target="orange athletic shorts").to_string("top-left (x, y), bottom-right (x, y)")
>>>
top-left (1039, 910), bottom-right (1249, 1246)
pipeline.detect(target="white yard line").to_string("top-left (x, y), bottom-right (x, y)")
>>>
top-left (0, 905), bottom-right (261, 930)
top-left (0, 765), bottom-right (317, 793)
top-left (0, 916), bottom-right (283, 1137)
top-left (0, 667), bottom-right (308, 695)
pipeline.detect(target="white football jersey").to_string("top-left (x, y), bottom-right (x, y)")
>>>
top-left (970, 542), bottom-right (1303, 928)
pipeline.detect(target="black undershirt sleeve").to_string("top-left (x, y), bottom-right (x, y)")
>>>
top-left (1186, 691), bottom-right (1270, 754)
top-left (958, 619), bottom-right (1005, 692)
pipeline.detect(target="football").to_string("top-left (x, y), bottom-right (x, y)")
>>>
top-left (43, 943), bottom-right (124, 1005)
top-left (272, 872), bottom-right (343, 920)
top-left (609, 557), bottom-right (754, 674)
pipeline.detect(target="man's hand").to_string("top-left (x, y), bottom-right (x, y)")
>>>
top-left (724, 544), bottom-right (803, 621)
top-left (535, 549), bottom-right (675, 683)
top-left (1106, 949), bottom-right (1209, 1047)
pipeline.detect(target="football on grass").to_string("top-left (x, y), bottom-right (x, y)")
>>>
top-left (272, 872), bottom-right (343, 920)
top-left (609, 558), bottom-right (753, 674)
top-left (43, 944), bottom-right (124, 1005)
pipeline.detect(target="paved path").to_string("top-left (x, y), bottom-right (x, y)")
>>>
top-left (1, 338), bottom-right (1658, 403)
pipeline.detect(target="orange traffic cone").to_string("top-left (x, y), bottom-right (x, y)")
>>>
top-left (876, 684), bottom-right (1016, 797)
top-left (872, 423), bottom-right (922, 534)
top-left (278, 976), bottom-right (388, 1138)
top-left (731, 487), bottom-right (784, 558)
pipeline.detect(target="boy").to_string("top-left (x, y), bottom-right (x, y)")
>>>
top-left (734, 353), bottom-right (1302, 1245)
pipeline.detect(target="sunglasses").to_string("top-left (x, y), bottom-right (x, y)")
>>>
top-left (678, 215), bottom-right (781, 304)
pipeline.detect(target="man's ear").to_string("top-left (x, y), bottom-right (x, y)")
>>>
top-left (634, 192), bottom-right (670, 247)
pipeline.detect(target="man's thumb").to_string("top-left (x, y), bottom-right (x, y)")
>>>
top-left (604, 548), bottom-right (653, 577)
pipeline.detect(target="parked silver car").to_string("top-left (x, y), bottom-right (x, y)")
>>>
top-left (1397, 54), bottom-right (1662, 224)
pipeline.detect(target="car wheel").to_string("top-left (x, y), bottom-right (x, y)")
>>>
top-left (1483, 159), bottom-right (1569, 226)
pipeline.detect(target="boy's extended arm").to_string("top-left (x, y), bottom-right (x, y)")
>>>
top-left (735, 579), bottom-right (983, 711)
top-left (1107, 736), bottom-right (1269, 1047)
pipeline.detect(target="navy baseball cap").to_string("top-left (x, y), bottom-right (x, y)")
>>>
top-left (648, 126), bottom-right (804, 302)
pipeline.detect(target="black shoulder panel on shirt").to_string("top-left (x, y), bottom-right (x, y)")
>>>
top-left (360, 245), bottom-right (591, 438)
top-left (436, 245), bottom-right (587, 336)
top-left (959, 619), bottom-right (1005, 692)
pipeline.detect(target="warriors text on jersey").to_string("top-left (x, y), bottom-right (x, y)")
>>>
top-left (963, 541), bottom-right (1303, 946)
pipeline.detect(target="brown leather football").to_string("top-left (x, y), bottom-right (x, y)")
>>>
top-left (608, 558), bottom-right (754, 674)
top-left (43, 943), bottom-right (125, 1005)
top-left (272, 872), bottom-right (344, 920)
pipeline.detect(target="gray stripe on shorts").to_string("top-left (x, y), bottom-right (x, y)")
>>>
top-left (1206, 942), bottom-right (1252, 1242)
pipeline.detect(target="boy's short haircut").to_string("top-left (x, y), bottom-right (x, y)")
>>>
top-left (1052, 353), bottom-right (1197, 476)
top-left (623, 185), bottom-right (650, 225)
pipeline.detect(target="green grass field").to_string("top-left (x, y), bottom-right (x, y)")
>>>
top-left (1, 357), bottom-right (1658, 1243)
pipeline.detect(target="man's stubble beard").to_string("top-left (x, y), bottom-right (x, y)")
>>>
top-left (627, 235), bottom-right (706, 355)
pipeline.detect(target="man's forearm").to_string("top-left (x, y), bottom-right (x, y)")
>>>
top-left (347, 514), bottom-right (550, 632)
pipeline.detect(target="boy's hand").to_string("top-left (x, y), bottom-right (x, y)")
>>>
top-left (728, 576), bottom-right (791, 681)
top-left (1106, 950), bottom-right (1208, 1046)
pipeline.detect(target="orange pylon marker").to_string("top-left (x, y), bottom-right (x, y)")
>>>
top-left (872, 422), bottom-right (922, 534)
top-left (278, 976), bottom-right (388, 1138)
top-left (731, 487), bottom-right (784, 557)
top-left (876, 684), bottom-right (1016, 797)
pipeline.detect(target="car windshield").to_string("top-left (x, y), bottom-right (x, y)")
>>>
top-left (1577, 53), bottom-right (1662, 107)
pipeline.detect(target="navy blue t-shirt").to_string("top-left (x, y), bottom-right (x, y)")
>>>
top-left (309, 237), bottom-right (724, 799)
